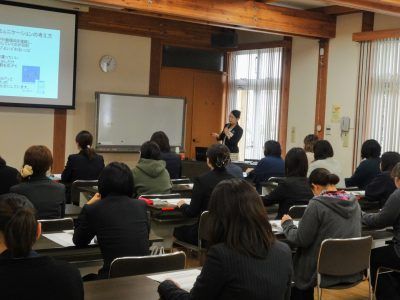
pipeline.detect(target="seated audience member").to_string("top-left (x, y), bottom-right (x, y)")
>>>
top-left (150, 131), bottom-right (181, 179)
top-left (132, 141), bottom-right (171, 196)
top-left (345, 139), bottom-right (381, 189)
top-left (365, 151), bottom-right (400, 207)
top-left (0, 156), bottom-right (19, 195)
top-left (263, 148), bottom-right (313, 219)
top-left (174, 144), bottom-right (234, 245)
top-left (73, 162), bottom-right (149, 279)
top-left (249, 140), bottom-right (285, 193)
top-left (0, 193), bottom-right (83, 300)
top-left (159, 179), bottom-right (293, 300)
top-left (61, 130), bottom-right (105, 202)
top-left (282, 168), bottom-right (362, 299)
top-left (304, 134), bottom-right (319, 165)
top-left (308, 140), bottom-right (345, 187)
top-left (363, 162), bottom-right (400, 300)
top-left (11, 146), bottom-right (65, 219)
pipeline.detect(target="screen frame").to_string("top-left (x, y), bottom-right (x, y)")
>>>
top-left (0, 0), bottom-right (78, 109)
top-left (95, 92), bottom-right (187, 153)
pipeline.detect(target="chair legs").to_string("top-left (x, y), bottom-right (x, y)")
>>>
top-left (317, 274), bottom-right (322, 300)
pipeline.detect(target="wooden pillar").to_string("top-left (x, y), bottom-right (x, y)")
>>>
top-left (53, 109), bottom-right (67, 173)
top-left (279, 37), bottom-right (292, 155)
top-left (149, 38), bottom-right (162, 95)
top-left (314, 39), bottom-right (329, 139)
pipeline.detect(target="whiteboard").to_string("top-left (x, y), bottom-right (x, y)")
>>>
top-left (95, 93), bottom-right (186, 152)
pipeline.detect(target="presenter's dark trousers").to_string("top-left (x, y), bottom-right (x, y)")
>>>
top-left (371, 244), bottom-right (400, 299)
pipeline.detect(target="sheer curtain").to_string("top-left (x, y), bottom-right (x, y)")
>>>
top-left (227, 47), bottom-right (283, 160)
top-left (355, 38), bottom-right (400, 166)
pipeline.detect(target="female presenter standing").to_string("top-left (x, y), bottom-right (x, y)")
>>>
top-left (212, 110), bottom-right (243, 161)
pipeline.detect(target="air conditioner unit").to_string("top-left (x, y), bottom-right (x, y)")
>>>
top-left (10, 0), bottom-right (90, 12)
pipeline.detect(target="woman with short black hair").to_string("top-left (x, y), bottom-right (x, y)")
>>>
top-left (61, 130), bottom-right (105, 203)
top-left (345, 139), bottom-right (381, 189)
top-left (11, 145), bottom-right (65, 219)
top-left (174, 144), bottom-right (234, 245)
top-left (363, 163), bottom-right (400, 299)
top-left (308, 140), bottom-right (344, 187)
top-left (132, 141), bottom-right (171, 196)
top-left (0, 193), bottom-right (83, 300)
top-left (150, 131), bottom-right (182, 179)
top-left (0, 156), bottom-right (19, 195)
top-left (249, 140), bottom-right (285, 193)
top-left (73, 162), bottom-right (149, 279)
top-left (159, 179), bottom-right (293, 300)
top-left (263, 148), bottom-right (313, 219)
top-left (282, 168), bottom-right (362, 299)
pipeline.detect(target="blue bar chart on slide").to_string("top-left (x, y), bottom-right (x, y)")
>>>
top-left (0, 23), bottom-right (61, 99)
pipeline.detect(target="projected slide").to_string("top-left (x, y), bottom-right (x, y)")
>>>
top-left (0, 23), bottom-right (60, 99)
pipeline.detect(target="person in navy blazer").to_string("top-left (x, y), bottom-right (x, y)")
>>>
top-left (61, 131), bottom-right (104, 202)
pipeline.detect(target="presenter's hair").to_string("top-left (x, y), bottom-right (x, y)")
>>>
top-left (381, 152), bottom-right (400, 172)
top-left (76, 130), bottom-right (95, 160)
top-left (361, 139), bottom-right (381, 159)
top-left (140, 141), bottom-right (161, 160)
top-left (150, 131), bottom-right (171, 152)
top-left (98, 162), bottom-right (134, 198)
top-left (264, 140), bottom-right (282, 157)
top-left (207, 144), bottom-right (230, 170)
top-left (231, 110), bottom-right (241, 119)
top-left (285, 148), bottom-right (308, 177)
top-left (313, 140), bottom-right (334, 160)
top-left (304, 134), bottom-right (319, 152)
top-left (208, 178), bottom-right (275, 258)
top-left (308, 168), bottom-right (340, 186)
top-left (23, 145), bottom-right (53, 176)
top-left (0, 194), bottom-right (37, 258)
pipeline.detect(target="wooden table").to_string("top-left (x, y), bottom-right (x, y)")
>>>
top-left (85, 275), bottom-right (159, 300)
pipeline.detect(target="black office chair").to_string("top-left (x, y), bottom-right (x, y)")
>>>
top-left (109, 251), bottom-right (186, 278)
top-left (288, 205), bottom-right (308, 219)
top-left (70, 180), bottom-right (98, 206)
top-left (39, 217), bottom-right (74, 232)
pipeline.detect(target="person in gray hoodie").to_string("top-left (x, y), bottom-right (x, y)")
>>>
top-left (132, 141), bottom-right (171, 197)
top-left (281, 168), bottom-right (362, 300)
top-left (362, 162), bottom-right (400, 300)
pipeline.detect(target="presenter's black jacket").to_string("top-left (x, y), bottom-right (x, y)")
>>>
top-left (158, 242), bottom-right (293, 300)
top-left (174, 169), bottom-right (234, 245)
top-left (10, 175), bottom-right (66, 219)
top-left (345, 157), bottom-right (381, 189)
top-left (217, 123), bottom-right (243, 154)
top-left (0, 160), bottom-right (19, 195)
top-left (160, 151), bottom-right (182, 179)
top-left (0, 251), bottom-right (83, 300)
top-left (365, 171), bottom-right (396, 207)
top-left (73, 194), bottom-right (150, 278)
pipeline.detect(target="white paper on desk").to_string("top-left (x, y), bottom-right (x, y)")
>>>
top-left (270, 220), bottom-right (299, 234)
top-left (42, 230), bottom-right (96, 247)
top-left (147, 269), bottom-right (201, 292)
top-left (162, 198), bottom-right (191, 206)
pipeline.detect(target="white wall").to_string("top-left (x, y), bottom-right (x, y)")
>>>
top-left (324, 13), bottom-right (362, 177)
top-left (286, 37), bottom-right (318, 151)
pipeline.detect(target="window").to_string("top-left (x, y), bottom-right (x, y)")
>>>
top-left (227, 48), bottom-right (283, 160)
top-left (355, 38), bottom-right (400, 165)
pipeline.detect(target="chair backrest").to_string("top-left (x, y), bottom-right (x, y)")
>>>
top-left (70, 180), bottom-right (98, 205)
top-left (198, 211), bottom-right (211, 248)
top-left (109, 251), bottom-right (186, 278)
top-left (288, 205), bottom-right (308, 219)
top-left (39, 217), bottom-right (74, 232)
top-left (317, 236), bottom-right (372, 276)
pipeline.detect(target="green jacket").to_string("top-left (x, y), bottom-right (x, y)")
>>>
top-left (132, 158), bottom-right (171, 196)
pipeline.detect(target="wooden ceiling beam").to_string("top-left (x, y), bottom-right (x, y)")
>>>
top-left (310, 5), bottom-right (361, 15)
top-left (77, 0), bottom-right (336, 39)
top-left (322, 0), bottom-right (400, 16)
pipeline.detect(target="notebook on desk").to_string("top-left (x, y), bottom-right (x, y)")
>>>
top-left (147, 269), bottom-right (201, 292)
